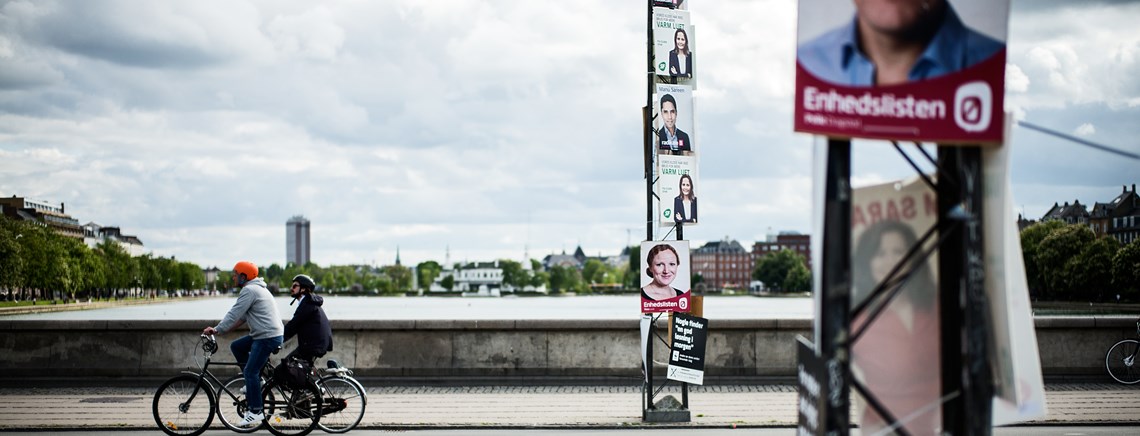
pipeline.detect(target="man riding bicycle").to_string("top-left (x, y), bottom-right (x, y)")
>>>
top-left (202, 261), bottom-right (284, 428)
top-left (281, 274), bottom-right (333, 369)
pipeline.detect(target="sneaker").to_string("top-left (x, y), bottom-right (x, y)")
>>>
top-left (237, 411), bottom-right (264, 428)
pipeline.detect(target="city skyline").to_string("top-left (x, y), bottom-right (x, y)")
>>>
top-left (1, 1), bottom-right (1137, 269)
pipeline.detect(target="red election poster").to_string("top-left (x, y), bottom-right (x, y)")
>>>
top-left (640, 240), bottom-right (691, 313)
top-left (794, 0), bottom-right (1010, 144)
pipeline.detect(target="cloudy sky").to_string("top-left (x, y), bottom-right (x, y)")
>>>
top-left (1, 0), bottom-right (1138, 270)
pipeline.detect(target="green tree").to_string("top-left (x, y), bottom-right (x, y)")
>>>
top-left (383, 265), bottom-right (412, 292)
top-left (1019, 220), bottom-right (1066, 295)
top-left (66, 238), bottom-right (104, 301)
top-left (0, 219), bottom-right (28, 296)
top-left (1069, 236), bottom-right (1120, 302)
top-left (549, 265), bottom-right (583, 293)
top-left (499, 259), bottom-right (528, 290)
top-left (784, 263), bottom-right (812, 293)
top-left (441, 274), bottom-right (455, 291)
top-left (96, 240), bottom-right (133, 299)
top-left (179, 262), bottom-right (204, 291)
top-left (582, 259), bottom-right (606, 285)
top-left (1112, 240), bottom-right (1140, 299)
top-left (1035, 224), bottom-right (1095, 300)
top-left (265, 263), bottom-right (284, 288)
top-left (416, 260), bottom-right (442, 291)
top-left (217, 270), bottom-right (235, 292)
top-left (23, 225), bottom-right (68, 301)
top-left (624, 245), bottom-right (640, 290)
top-left (753, 249), bottom-right (807, 293)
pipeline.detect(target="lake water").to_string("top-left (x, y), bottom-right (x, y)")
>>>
top-left (1, 295), bottom-right (813, 320)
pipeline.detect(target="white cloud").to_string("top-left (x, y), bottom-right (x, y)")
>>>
top-left (1074, 123), bottom-right (1095, 137)
top-left (0, 0), bottom-right (1136, 269)
top-left (1005, 63), bottom-right (1029, 93)
top-left (266, 6), bottom-right (345, 61)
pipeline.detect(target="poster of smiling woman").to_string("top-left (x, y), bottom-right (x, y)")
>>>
top-left (657, 155), bottom-right (698, 226)
top-left (653, 7), bottom-right (694, 79)
top-left (640, 240), bottom-right (691, 314)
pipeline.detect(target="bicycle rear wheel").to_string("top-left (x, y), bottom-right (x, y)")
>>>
top-left (316, 376), bottom-right (367, 433)
top-left (1106, 339), bottom-right (1140, 384)
top-left (152, 374), bottom-right (216, 436)
top-left (218, 375), bottom-right (264, 432)
top-left (263, 379), bottom-right (322, 436)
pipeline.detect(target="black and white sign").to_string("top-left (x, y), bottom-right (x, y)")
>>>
top-left (667, 312), bottom-right (707, 385)
top-left (796, 336), bottom-right (826, 435)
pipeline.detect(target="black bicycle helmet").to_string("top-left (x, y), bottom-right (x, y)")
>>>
top-left (292, 274), bottom-right (316, 292)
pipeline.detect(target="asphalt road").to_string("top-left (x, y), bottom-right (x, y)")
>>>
top-left (5, 427), bottom-right (1139, 436)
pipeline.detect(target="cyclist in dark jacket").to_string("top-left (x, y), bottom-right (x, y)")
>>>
top-left (283, 274), bottom-right (333, 362)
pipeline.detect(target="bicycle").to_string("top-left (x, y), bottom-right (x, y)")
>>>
top-left (221, 357), bottom-right (367, 433)
top-left (1105, 317), bottom-right (1140, 385)
top-left (152, 335), bottom-right (324, 436)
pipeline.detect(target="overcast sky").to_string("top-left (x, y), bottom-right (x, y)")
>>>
top-left (1, 0), bottom-right (1138, 270)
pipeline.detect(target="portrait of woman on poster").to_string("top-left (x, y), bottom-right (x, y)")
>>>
top-left (642, 244), bottom-right (685, 301)
top-left (668, 28), bottom-right (692, 78)
top-left (851, 219), bottom-right (941, 435)
top-left (673, 174), bottom-right (697, 223)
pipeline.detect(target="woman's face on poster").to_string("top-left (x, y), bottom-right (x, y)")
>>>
top-left (870, 230), bottom-right (907, 283)
top-left (680, 176), bottom-right (692, 196)
top-left (650, 249), bottom-right (679, 288)
top-left (675, 30), bottom-right (687, 51)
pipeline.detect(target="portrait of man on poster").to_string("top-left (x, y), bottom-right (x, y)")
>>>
top-left (657, 93), bottom-right (692, 155)
top-left (797, 0), bottom-right (1005, 86)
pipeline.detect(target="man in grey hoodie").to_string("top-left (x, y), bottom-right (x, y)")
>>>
top-left (202, 260), bottom-right (284, 428)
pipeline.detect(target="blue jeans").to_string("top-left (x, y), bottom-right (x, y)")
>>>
top-left (231, 335), bottom-right (284, 414)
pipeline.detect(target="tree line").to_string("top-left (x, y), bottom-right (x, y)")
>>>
top-left (1021, 221), bottom-right (1140, 302)
top-left (0, 218), bottom-right (205, 302)
top-left (5, 215), bottom-right (1134, 303)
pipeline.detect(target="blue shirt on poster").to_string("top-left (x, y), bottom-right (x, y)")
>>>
top-left (797, 4), bottom-right (1004, 86)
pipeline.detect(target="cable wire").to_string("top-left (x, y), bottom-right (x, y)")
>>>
top-left (1018, 120), bottom-right (1140, 161)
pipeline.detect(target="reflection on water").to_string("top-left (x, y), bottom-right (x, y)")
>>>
top-left (2, 295), bottom-right (812, 320)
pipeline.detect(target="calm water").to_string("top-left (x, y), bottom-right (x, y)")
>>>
top-left (1, 295), bottom-right (813, 320)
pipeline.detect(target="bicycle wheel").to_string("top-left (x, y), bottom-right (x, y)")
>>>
top-left (218, 375), bottom-right (265, 432)
top-left (263, 379), bottom-right (322, 436)
top-left (152, 374), bottom-right (216, 436)
top-left (1106, 339), bottom-right (1140, 384)
top-left (316, 376), bottom-right (367, 433)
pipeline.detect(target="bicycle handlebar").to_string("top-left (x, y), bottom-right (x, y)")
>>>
top-left (200, 334), bottom-right (218, 355)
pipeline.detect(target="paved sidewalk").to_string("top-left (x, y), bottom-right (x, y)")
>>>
top-left (0, 383), bottom-right (1137, 430)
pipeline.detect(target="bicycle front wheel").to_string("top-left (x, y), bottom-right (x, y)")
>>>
top-left (1106, 339), bottom-right (1140, 384)
top-left (316, 376), bottom-right (367, 433)
top-left (218, 375), bottom-right (264, 433)
top-left (263, 379), bottom-right (322, 436)
top-left (152, 374), bottom-right (216, 436)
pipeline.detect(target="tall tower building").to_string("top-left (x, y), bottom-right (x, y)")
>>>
top-left (286, 215), bottom-right (311, 266)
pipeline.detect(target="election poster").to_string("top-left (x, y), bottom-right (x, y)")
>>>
top-left (794, 0), bottom-right (1010, 143)
top-left (983, 123), bottom-right (1046, 424)
top-left (640, 240), bottom-right (692, 314)
top-left (796, 336), bottom-right (827, 436)
top-left (640, 314), bottom-right (652, 383)
top-left (653, 7), bottom-right (694, 79)
top-left (657, 154), bottom-right (698, 226)
top-left (655, 83), bottom-right (695, 156)
top-left (850, 177), bottom-right (942, 435)
top-left (667, 312), bottom-right (708, 385)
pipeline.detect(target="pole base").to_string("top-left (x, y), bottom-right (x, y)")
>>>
top-left (642, 395), bottom-right (691, 422)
